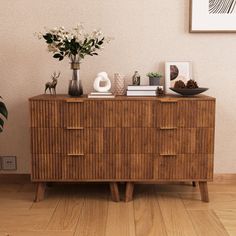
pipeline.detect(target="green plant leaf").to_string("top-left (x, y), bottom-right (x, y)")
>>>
top-left (43, 34), bottom-right (50, 40)
top-left (0, 101), bottom-right (8, 119)
top-left (43, 34), bottom-right (53, 44)
top-left (0, 118), bottom-right (4, 128)
top-left (53, 53), bottom-right (61, 58)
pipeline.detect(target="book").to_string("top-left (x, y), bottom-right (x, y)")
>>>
top-left (88, 92), bottom-right (115, 98)
top-left (127, 85), bottom-right (163, 91)
top-left (90, 92), bottom-right (113, 95)
top-left (126, 90), bottom-right (157, 96)
top-left (88, 95), bottom-right (115, 98)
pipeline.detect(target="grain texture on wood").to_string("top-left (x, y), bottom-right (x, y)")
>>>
top-left (134, 186), bottom-right (167, 236)
top-left (1, 183), bottom-right (234, 236)
top-left (74, 190), bottom-right (109, 236)
top-left (29, 95), bottom-right (215, 202)
top-left (47, 192), bottom-right (84, 231)
top-left (157, 193), bottom-right (197, 236)
top-left (188, 210), bottom-right (229, 236)
top-left (105, 201), bottom-right (136, 236)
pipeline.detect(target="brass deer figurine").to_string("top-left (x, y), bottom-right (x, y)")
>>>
top-left (45, 72), bottom-right (60, 95)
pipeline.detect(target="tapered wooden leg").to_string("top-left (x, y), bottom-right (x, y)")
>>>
top-left (199, 181), bottom-right (209, 202)
top-left (34, 182), bottom-right (46, 202)
top-left (125, 182), bottom-right (134, 202)
top-left (109, 182), bottom-right (120, 202)
top-left (192, 181), bottom-right (197, 187)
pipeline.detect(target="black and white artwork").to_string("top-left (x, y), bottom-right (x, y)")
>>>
top-left (165, 62), bottom-right (191, 94)
top-left (191, 0), bottom-right (236, 32)
top-left (209, 0), bottom-right (236, 14)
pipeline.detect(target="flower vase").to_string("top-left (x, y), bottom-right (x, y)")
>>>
top-left (68, 62), bottom-right (83, 97)
top-left (114, 73), bottom-right (125, 95)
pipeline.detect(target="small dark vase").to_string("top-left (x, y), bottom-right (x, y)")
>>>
top-left (149, 77), bottom-right (161, 86)
top-left (68, 62), bottom-right (83, 97)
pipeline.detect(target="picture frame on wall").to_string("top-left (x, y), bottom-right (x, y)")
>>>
top-left (190, 0), bottom-right (236, 32)
top-left (165, 61), bottom-right (192, 94)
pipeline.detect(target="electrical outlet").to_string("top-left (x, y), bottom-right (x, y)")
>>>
top-left (1, 156), bottom-right (17, 170)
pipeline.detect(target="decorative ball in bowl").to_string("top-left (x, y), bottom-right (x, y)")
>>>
top-left (170, 79), bottom-right (208, 96)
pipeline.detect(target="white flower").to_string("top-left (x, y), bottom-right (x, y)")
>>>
top-left (36, 23), bottom-right (113, 61)
top-left (34, 32), bottom-right (43, 39)
top-left (91, 29), bottom-right (103, 39)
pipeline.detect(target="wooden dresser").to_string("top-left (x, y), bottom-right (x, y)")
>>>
top-left (29, 94), bottom-right (215, 202)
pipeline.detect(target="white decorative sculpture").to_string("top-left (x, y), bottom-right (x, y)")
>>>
top-left (93, 72), bottom-right (111, 92)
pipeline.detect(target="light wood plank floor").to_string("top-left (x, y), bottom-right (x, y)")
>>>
top-left (0, 182), bottom-right (235, 236)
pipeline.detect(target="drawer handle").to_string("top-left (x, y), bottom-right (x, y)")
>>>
top-left (160, 127), bottom-right (177, 130)
top-left (65, 100), bottom-right (84, 103)
top-left (160, 100), bottom-right (178, 103)
top-left (160, 154), bottom-right (177, 157)
top-left (66, 127), bottom-right (84, 130)
top-left (67, 153), bottom-right (85, 157)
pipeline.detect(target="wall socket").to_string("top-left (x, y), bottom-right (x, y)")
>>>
top-left (0, 156), bottom-right (17, 170)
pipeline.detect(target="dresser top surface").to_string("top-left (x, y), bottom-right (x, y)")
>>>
top-left (29, 94), bottom-right (215, 101)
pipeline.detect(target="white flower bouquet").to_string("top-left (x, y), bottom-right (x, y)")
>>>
top-left (36, 23), bottom-right (112, 63)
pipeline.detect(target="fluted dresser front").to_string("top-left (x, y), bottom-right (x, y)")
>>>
top-left (29, 95), bottom-right (215, 202)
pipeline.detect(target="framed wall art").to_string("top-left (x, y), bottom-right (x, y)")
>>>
top-left (165, 61), bottom-right (192, 94)
top-left (190, 0), bottom-right (236, 32)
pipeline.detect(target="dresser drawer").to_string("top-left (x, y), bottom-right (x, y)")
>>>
top-left (178, 100), bottom-right (215, 128)
top-left (32, 154), bottom-right (62, 180)
top-left (154, 154), bottom-right (213, 180)
top-left (30, 100), bottom-right (64, 128)
top-left (64, 129), bottom-right (84, 155)
top-left (158, 128), bottom-right (214, 155)
top-left (62, 154), bottom-right (116, 180)
top-left (83, 128), bottom-right (158, 154)
top-left (156, 100), bottom-right (215, 128)
top-left (122, 128), bottom-right (157, 154)
top-left (84, 100), bottom-right (154, 128)
top-left (158, 128), bottom-right (195, 155)
top-left (62, 154), bottom-right (153, 180)
top-left (157, 100), bottom-right (178, 128)
top-left (31, 128), bottom-right (84, 154)
top-left (31, 128), bottom-right (64, 154)
top-left (64, 100), bottom-right (84, 128)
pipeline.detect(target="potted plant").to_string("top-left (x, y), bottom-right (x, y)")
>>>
top-left (36, 23), bottom-right (112, 97)
top-left (147, 72), bottom-right (162, 86)
top-left (0, 97), bottom-right (8, 132)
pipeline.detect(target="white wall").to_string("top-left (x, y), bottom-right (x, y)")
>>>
top-left (0, 0), bottom-right (235, 173)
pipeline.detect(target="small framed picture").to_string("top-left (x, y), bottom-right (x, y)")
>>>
top-left (165, 61), bottom-right (192, 94)
top-left (190, 0), bottom-right (236, 32)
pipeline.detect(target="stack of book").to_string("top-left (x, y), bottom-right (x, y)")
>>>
top-left (88, 92), bottom-right (115, 98)
top-left (126, 85), bottom-right (163, 96)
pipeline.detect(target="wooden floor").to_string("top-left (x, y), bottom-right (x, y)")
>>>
top-left (0, 182), bottom-right (235, 236)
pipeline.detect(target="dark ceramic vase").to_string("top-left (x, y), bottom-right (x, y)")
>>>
top-left (68, 62), bottom-right (83, 97)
